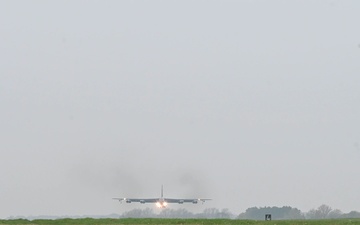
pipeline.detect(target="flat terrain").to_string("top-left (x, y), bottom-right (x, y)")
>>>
top-left (1, 218), bottom-right (360, 225)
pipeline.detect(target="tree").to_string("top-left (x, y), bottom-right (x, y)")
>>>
top-left (342, 211), bottom-right (360, 218)
top-left (305, 204), bottom-right (343, 219)
top-left (121, 208), bottom-right (155, 218)
top-left (200, 208), bottom-right (220, 218)
top-left (218, 208), bottom-right (233, 219)
top-left (317, 204), bottom-right (332, 219)
top-left (284, 208), bottom-right (305, 219)
top-left (306, 209), bottom-right (318, 219)
top-left (158, 209), bottom-right (174, 218)
top-left (328, 209), bottom-right (342, 218)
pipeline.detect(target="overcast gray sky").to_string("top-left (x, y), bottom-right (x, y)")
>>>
top-left (1, 0), bottom-right (360, 218)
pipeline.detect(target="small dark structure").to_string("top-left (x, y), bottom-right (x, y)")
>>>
top-left (265, 214), bottom-right (272, 221)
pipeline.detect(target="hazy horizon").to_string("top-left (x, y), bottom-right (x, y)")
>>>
top-left (1, 0), bottom-right (359, 218)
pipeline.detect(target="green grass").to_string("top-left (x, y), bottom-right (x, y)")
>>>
top-left (1, 218), bottom-right (360, 225)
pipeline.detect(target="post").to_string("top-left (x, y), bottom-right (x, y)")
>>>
top-left (265, 214), bottom-right (271, 221)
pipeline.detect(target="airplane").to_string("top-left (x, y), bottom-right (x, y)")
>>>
top-left (113, 185), bottom-right (211, 208)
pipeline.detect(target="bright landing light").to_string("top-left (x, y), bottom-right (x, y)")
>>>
top-left (156, 201), bottom-right (167, 208)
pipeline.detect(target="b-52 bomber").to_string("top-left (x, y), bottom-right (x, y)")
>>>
top-left (113, 185), bottom-right (211, 208)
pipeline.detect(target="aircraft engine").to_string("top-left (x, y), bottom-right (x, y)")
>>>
top-left (192, 200), bottom-right (198, 204)
top-left (140, 200), bottom-right (145, 204)
top-left (126, 199), bottom-right (132, 203)
top-left (178, 200), bottom-right (184, 204)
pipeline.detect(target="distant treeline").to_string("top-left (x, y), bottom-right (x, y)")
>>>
top-left (119, 204), bottom-right (360, 220)
top-left (237, 205), bottom-right (360, 220)
top-left (2, 218), bottom-right (360, 225)
top-left (7, 205), bottom-right (360, 220)
top-left (121, 208), bottom-right (233, 219)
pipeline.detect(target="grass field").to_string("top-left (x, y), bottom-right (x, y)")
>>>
top-left (1, 218), bottom-right (360, 225)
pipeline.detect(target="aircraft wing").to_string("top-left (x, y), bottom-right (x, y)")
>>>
top-left (113, 198), bottom-right (159, 203)
top-left (164, 198), bottom-right (212, 204)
